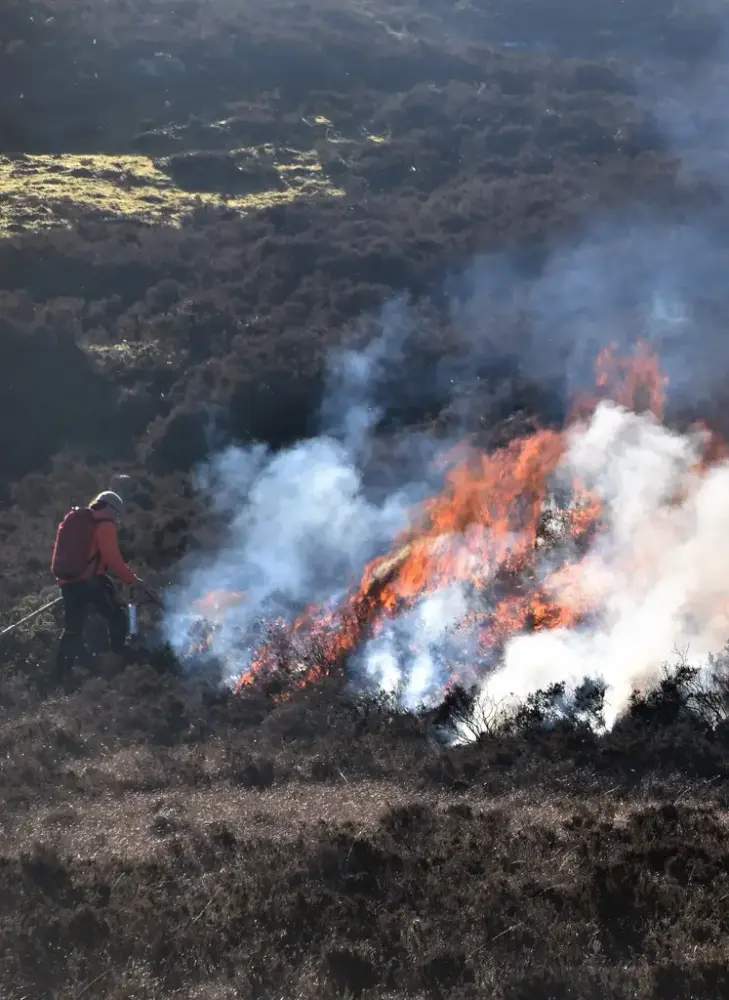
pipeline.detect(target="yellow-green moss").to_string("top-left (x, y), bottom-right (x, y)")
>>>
top-left (0, 149), bottom-right (344, 235)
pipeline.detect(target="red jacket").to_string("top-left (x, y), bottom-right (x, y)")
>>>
top-left (58, 508), bottom-right (139, 586)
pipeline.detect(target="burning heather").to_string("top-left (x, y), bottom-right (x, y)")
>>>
top-left (167, 338), bottom-right (729, 730)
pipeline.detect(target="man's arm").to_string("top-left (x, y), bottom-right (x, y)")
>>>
top-left (96, 521), bottom-right (140, 586)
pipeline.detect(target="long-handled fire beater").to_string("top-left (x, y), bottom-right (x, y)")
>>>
top-left (0, 584), bottom-right (163, 640)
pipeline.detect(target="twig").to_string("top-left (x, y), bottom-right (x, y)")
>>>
top-left (490, 920), bottom-right (526, 942)
top-left (673, 775), bottom-right (722, 804)
top-left (110, 872), bottom-right (126, 891)
top-left (73, 969), bottom-right (112, 999)
top-left (471, 918), bottom-right (528, 961)
top-left (191, 885), bottom-right (224, 925)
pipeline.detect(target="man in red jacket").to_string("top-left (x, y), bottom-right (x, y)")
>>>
top-left (52, 490), bottom-right (144, 677)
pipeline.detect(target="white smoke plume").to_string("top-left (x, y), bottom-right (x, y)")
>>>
top-left (352, 583), bottom-right (478, 709)
top-left (476, 401), bottom-right (729, 730)
top-left (163, 299), bottom-right (436, 682)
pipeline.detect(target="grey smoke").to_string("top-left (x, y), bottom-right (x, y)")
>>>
top-left (450, 215), bottom-right (729, 424)
top-left (164, 299), bottom-right (436, 682)
top-left (320, 295), bottom-right (411, 452)
top-left (640, 19), bottom-right (729, 189)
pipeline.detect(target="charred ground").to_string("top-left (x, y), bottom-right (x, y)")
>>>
top-left (3, 0), bottom-right (729, 997)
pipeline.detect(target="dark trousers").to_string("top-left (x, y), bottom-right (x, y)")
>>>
top-left (55, 575), bottom-right (128, 674)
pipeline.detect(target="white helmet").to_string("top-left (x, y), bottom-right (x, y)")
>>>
top-left (92, 490), bottom-right (124, 517)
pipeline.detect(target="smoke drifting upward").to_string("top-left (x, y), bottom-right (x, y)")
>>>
top-left (456, 219), bottom-right (729, 427)
top-left (163, 299), bottom-right (436, 683)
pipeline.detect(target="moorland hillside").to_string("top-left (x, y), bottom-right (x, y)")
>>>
top-left (2, 1), bottom-right (729, 997)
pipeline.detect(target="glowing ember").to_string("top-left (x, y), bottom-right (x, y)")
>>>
top-left (182, 339), bottom-right (727, 701)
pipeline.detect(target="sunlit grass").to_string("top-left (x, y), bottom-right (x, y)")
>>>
top-left (84, 339), bottom-right (167, 370)
top-left (0, 149), bottom-right (344, 234)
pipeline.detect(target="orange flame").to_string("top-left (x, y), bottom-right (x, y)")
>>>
top-left (192, 590), bottom-right (246, 616)
top-left (182, 340), bottom-right (725, 700)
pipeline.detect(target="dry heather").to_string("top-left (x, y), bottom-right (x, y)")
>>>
top-left (2, 657), bottom-right (729, 999)
top-left (2, 0), bottom-right (729, 997)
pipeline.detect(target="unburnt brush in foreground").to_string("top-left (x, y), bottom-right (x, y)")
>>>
top-left (2, 656), bottom-right (729, 999)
